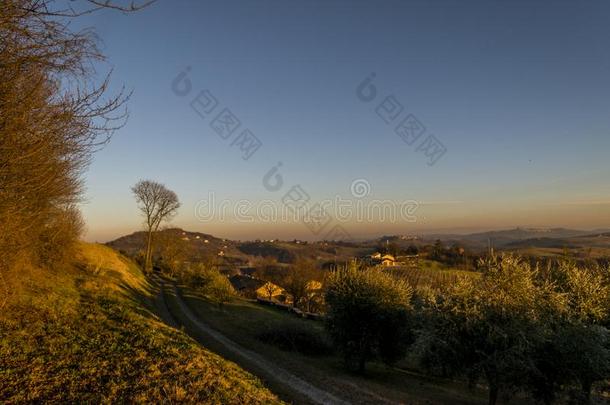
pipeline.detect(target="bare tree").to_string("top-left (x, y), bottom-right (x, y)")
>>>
top-left (262, 282), bottom-right (278, 301)
top-left (132, 180), bottom-right (180, 272)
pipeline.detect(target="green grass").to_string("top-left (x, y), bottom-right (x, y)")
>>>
top-left (165, 286), bottom-right (488, 404)
top-left (0, 243), bottom-right (281, 404)
top-left (387, 260), bottom-right (480, 289)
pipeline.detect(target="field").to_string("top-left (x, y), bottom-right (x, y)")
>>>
top-left (0, 243), bottom-right (281, 404)
top-left (387, 260), bottom-right (480, 289)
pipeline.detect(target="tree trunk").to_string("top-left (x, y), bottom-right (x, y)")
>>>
top-left (467, 371), bottom-right (476, 391)
top-left (357, 338), bottom-right (368, 374)
top-left (144, 228), bottom-right (153, 273)
top-left (581, 379), bottom-right (592, 403)
top-left (488, 384), bottom-right (498, 405)
top-left (485, 367), bottom-right (499, 405)
top-left (358, 354), bottom-right (366, 374)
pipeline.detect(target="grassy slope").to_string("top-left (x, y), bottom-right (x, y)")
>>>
top-left (0, 243), bottom-right (282, 404)
top-left (165, 287), bottom-right (487, 405)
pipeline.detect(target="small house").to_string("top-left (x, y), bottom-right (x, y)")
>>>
top-left (238, 267), bottom-right (258, 277)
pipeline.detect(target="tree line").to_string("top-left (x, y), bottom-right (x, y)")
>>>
top-left (324, 256), bottom-right (610, 404)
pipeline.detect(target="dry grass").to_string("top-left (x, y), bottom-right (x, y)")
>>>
top-left (76, 242), bottom-right (149, 293)
top-left (0, 243), bottom-right (282, 404)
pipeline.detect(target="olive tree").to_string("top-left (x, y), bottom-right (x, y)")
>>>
top-left (325, 264), bottom-right (413, 373)
top-left (417, 256), bottom-right (560, 405)
top-left (541, 262), bottom-right (610, 402)
top-left (416, 256), bottom-right (610, 404)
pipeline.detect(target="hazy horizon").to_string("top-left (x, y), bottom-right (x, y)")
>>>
top-left (87, 223), bottom-right (610, 244)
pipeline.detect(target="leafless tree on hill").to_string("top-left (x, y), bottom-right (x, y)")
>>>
top-left (132, 180), bottom-right (180, 273)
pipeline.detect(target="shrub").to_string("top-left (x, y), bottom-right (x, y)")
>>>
top-left (183, 264), bottom-right (235, 306)
top-left (36, 206), bottom-right (84, 269)
top-left (205, 273), bottom-right (235, 306)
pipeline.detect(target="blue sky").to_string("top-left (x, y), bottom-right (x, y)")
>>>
top-left (79, 0), bottom-right (610, 241)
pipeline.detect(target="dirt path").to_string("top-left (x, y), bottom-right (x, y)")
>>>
top-left (149, 275), bottom-right (179, 329)
top-left (158, 278), bottom-right (349, 405)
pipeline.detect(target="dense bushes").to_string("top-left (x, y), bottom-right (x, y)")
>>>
top-left (181, 263), bottom-right (235, 306)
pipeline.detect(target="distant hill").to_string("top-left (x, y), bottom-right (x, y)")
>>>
top-left (495, 231), bottom-right (610, 249)
top-left (237, 241), bottom-right (297, 264)
top-left (108, 227), bottom-right (610, 264)
top-left (107, 228), bottom-right (370, 267)
top-left (423, 228), bottom-right (599, 250)
top-left (107, 228), bottom-right (221, 253)
top-left (107, 228), bottom-right (241, 260)
top-left (504, 237), bottom-right (580, 249)
top-left (580, 231), bottom-right (610, 239)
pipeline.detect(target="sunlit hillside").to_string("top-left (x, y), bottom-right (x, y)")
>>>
top-left (0, 243), bottom-right (282, 404)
